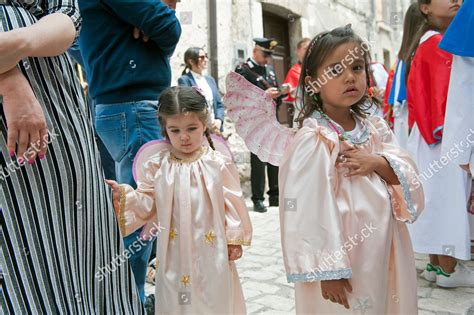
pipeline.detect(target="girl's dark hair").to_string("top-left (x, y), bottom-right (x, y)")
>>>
top-left (158, 86), bottom-right (215, 150)
top-left (296, 25), bottom-right (380, 127)
top-left (405, 0), bottom-right (456, 83)
top-left (404, 0), bottom-right (433, 83)
top-left (182, 47), bottom-right (203, 76)
top-left (398, 3), bottom-right (425, 62)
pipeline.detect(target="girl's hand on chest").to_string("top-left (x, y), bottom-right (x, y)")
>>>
top-left (336, 147), bottom-right (381, 178)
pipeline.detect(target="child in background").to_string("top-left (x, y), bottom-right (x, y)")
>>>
top-left (406, 0), bottom-right (474, 287)
top-left (225, 25), bottom-right (424, 314)
top-left (440, 0), bottom-right (474, 176)
top-left (283, 37), bottom-right (311, 122)
top-left (384, 2), bottom-right (425, 149)
top-left (107, 86), bottom-right (252, 314)
top-left (439, 0), bottom-right (474, 255)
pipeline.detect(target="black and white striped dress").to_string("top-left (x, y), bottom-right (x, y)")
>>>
top-left (0, 1), bottom-right (143, 313)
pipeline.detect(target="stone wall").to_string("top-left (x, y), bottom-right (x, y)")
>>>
top-left (169, 0), bottom-right (412, 198)
top-left (171, 0), bottom-right (412, 88)
top-left (223, 114), bottom-right (253, 198)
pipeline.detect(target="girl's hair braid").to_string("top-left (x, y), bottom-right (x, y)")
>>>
top-left (204, 129), bottom-right (215, 150)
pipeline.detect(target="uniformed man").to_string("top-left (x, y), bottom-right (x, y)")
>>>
top-left (235, 37), bottom-right (290, 213)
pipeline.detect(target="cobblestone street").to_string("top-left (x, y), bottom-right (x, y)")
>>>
top-left (147, 202), bottom-right (474, 314)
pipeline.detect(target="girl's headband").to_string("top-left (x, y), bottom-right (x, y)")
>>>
top-left (305, 32), bottom-right (329, 75)
top-left (306, 31), bottom-right (329, 57)
top-left (305, 24), bottom-right (353, 75)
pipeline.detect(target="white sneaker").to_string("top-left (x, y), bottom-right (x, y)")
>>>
top-left (436, 262), bottom-right (474, 288)
top-left (421, 263), bottom-right (438, 282)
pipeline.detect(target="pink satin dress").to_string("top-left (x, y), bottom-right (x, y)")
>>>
top-left (279, 113), bottom-right (424, 314)
top-left (118, 143), bottom-right (252, 314)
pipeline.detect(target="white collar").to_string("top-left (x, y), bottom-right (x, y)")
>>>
top-left (420, 30), bottom-right (440, 45)
top-left (191, 70), bottom-right (204, 79)
top-left (250, 57), bottom-right (265, 67)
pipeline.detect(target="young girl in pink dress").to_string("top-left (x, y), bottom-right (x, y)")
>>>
top-left (225, 25), bottom-right (424, 314)
top-left (107, 86), bottom-right (252, 314)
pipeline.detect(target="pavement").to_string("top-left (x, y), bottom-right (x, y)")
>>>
top-left (146, 202), bottom-right (474, 314)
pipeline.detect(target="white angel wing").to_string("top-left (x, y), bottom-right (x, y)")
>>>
top-left (223, 71), bottom-right (296, 166)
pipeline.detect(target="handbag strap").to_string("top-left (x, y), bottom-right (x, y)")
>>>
top-left (240, 63), bottom-right (273, 90)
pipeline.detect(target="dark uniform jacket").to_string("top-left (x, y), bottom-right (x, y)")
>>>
top-left (235, 58), bottom-right (283, 105)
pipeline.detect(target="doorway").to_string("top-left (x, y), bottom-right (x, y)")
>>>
top-left (262, 11), bottom-right (290, 84)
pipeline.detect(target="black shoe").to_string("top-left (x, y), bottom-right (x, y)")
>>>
top-left (253, 200), bottom-right (267, 213)
top-left (144, 294), bottom-right (155, 315)
top-left (269, 198), bottom-right (279, 207)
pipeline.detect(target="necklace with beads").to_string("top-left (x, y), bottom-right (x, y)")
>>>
top-left (313, 110), bottom-right (371, 145)
top-left (317, 111), bottom-right (370, 145)
top-left (319, 111), bottom-right (351, 141)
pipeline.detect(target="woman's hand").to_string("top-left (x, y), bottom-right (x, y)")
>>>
top-left (0, 67), bottom-right (48, 162)
top-left (321, 279), bottom-right (352, 309)
top-left (227, 244), bottom-right (243, 261)
top-left (105, 180), bottom-right (121, 216)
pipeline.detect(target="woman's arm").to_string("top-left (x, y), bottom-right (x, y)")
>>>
top-left (0, 13), bottom-right (76, 73)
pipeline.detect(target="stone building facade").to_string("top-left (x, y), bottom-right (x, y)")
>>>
top-left (170, 0), bottom-right (413, 197)
top-left (171, 0), bottom-right (413, 87)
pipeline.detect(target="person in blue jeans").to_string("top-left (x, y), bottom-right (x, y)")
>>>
top-left (67, 42), bottom-right (116, 181)
top-left (78, 0), bottom-right (181, 302)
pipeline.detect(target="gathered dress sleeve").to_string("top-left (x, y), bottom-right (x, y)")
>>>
top-left (370, 116), bottom-right (425, 223)
top-left (279, 122), bottom-right (352, 283)
top-left (118, 159), bottom-right (160, 236)
top-left (221, 158), bottom-right (252, 246)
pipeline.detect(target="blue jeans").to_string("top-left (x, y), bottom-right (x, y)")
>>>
top-left (95, 100), bottom-right (162, 302)
top-left (88, 98), bottom-right (116, 181)
top-left (122, 226), bottom-right (154, 302)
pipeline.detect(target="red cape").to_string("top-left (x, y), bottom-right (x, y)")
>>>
top-left (407, 33), bottom-right (452, 145)
top-left (383, 63), bottom-right (396, 128)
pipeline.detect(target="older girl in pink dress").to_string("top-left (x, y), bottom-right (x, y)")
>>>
top-left (225, 25), bottom-right (424, 314)
top-left (107, 86), bottom-right (252, 314)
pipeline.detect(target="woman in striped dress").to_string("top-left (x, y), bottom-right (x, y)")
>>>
top-left (0, 1), bottom-right (143, 313)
